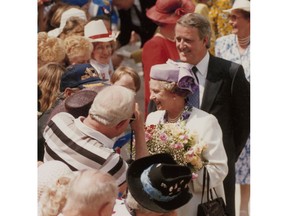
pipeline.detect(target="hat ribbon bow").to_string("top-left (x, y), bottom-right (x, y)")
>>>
top-left (166, 59), bottom-right (198, 93)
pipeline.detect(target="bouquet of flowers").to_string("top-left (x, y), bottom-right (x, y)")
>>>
top-left (145, 121), bottom-right (208, 174)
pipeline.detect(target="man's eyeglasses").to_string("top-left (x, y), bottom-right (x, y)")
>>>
top-left (129, 114), bottom-right (136, 123)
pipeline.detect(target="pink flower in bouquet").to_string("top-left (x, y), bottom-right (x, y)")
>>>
top-left (159, 133), bottom-right (168, 142)
top-left (179, 134), bottom-right (189, 144)
top-left (144, 122), bottom-right (208, 174)
top-left (145, 132), bottom-right (152, 142)
top-left (192, 172), bottom-right (199, 180)
top-left (170, 142), bottom-right (184, 149)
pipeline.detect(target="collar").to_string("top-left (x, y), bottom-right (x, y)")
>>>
top-left (90, 59), bottom-right (109, 70)
top-left (89, 59), bottom-right (114, 75)
top-left (194, 51), bottom-right (209, 78)
top-left (74, 116), bottom-right (114, 149)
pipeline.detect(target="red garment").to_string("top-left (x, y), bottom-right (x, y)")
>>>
top-left (142, 35), bottom-right (179, 117)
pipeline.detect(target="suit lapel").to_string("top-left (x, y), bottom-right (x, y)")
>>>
top-left (201, 79), bottom-right (222, 112)
top-left (201, 56), bottom-right (223, 112)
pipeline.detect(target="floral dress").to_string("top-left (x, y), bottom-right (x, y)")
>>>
top-left (215, 34), bottom-right (250, 184)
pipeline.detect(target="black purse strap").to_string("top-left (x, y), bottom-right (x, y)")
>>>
top-left (200, 166), bottom-right (209, 203)
top-left (130, 129), bottom-right (133, 160)
top-left (200, 166), bottom-right (220, 203)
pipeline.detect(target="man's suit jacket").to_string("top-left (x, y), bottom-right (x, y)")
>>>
top-left (117, 0), bottom-right (157, 47)
top-left (201, 55), bottom-right (250, 163)
top-left (200, 55), bottom-right (250, 216)
top-left (147, 54), bottom-right (250, 216)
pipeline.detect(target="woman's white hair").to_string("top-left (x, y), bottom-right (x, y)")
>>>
top-left (62, 169), bottom-right (118, 214)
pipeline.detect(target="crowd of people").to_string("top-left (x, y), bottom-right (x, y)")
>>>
top-left (37, 0), bottom-right (250, 216)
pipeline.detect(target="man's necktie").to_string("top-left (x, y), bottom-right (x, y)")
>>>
top-left (187, 66), bottom-right (199, 108)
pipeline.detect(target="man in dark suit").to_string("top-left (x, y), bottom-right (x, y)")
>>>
top-left (173, 13), bottom-right (250, 216)
top-left (112, 0), bottom-right (157, 47)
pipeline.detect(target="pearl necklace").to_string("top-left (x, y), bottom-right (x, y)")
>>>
top-left (162, 105), bottom-right (193, 124)
top-left (167, 111), bottom-right (183, 123)
top-left (237, 35), bottom-right (250, 47)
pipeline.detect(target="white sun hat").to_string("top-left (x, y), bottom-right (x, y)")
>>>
top-left (48, 8), bottom-right (87, 37)
top-left (223, 0), bottom-right (250, 13)
top-left (84, 20), bottom-right (118, 43)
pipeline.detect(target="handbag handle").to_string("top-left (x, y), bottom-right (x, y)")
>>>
top-left (200, 166), bottom-right (210, 203)
top-left (200, 166), bottom-right (220, 203)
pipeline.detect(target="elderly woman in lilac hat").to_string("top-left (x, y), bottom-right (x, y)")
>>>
top-left (146, 59), bottom-right (228, 216)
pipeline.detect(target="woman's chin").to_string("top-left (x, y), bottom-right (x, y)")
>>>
top-left (156, 104), bottom-right (163, 110)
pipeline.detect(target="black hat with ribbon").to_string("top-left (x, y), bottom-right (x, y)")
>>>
top-left (127, 153), bottom-right (193, 213)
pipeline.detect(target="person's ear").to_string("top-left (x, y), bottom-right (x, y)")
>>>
top-left (64, 88), bottom-right (77, 98)
top-left (115, 119), bottom-right (128, 130)
top-left (203, 35), bottom-right (209, 48)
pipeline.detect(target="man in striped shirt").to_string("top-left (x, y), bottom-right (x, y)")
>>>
top-left (43, 85), bottom-right (148, 194)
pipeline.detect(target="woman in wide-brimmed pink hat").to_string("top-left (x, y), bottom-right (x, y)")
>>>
top-left (142, 0), bottom-right (195, 117)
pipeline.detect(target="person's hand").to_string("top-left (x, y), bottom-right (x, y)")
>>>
top-left (130, 103), bottom-right (144, 132)
top-left (129, 31), bottom-right (140, 44)
top-left (130, 103), bottom-right (149, 158)
top-left (130, 49), bottom-right (142, 63)
top-left (38, 161), bottom-right (44, 167)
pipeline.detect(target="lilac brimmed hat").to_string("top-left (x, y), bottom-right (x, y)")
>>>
top-left (150, 59), bottom-right (197, 93)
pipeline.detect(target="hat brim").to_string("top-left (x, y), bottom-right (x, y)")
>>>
top-left (223, 6), bottom-right (250, 13)
top-left (146, 0), bottom-right (195, 24)
top-left (47, 27), bottom-right (62, 38)
top-left (146, 7), bottom-right (180, 24)
top-left (127, 153), bottom-right (192, 213)
top-left (89, 37), bottom-right (115, 43)
top-left (78, 77), bottom-right (108, 88)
